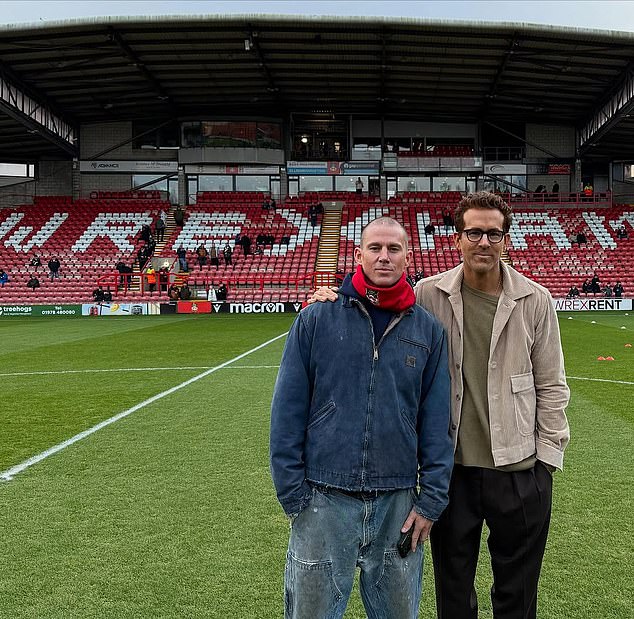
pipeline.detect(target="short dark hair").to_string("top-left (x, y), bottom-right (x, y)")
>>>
top-left (453, 191), bottom-right (513, 233)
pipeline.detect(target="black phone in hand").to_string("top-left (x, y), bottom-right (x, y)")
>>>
top-left (397, 525), bottom-right (414, 558)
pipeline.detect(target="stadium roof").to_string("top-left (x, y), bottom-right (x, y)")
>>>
top-left (2, 14), bottom-right (634, 161)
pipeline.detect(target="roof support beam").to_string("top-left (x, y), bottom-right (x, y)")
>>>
top-left (578, 65), bottom-right (634, 153)
top-left (107, 26), bottom-right (176, 113)
top-left (245, 25), bottom-right (282, 103)
top-left (0, 65), bottom-right (77, 156)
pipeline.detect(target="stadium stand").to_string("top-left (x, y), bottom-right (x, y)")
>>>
top-left (0, 195), bottom-right (169, 304)
top-left (1, 191), bottom-right (632, 304)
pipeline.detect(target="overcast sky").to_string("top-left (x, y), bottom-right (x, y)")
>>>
top-left (2, 1), bottom-right (634, 32)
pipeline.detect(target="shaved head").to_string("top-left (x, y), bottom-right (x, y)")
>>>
top-left (361, 217), bottom-right (409, 249)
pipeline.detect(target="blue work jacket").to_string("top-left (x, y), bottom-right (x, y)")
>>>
top-left (269, 291), bottom-right (453, 521)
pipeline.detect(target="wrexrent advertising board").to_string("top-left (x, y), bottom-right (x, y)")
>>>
top-left (552, 298), bottom-right (632, 311)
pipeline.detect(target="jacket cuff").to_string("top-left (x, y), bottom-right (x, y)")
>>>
top-left (413, 496), bottom-right (447, 522)
top-left (279, 483), bottom-right (313, 517)
top-left (536, 438), bottom-right (565, 470)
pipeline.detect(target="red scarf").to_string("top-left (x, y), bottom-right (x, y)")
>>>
top-left (351, 264), bottom-right (415, 313)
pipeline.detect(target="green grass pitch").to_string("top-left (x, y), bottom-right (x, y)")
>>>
top-left (0, 311), bottom-right (632, 618)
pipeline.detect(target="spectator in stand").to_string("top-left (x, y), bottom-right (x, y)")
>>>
top-left (355, 176), bottom-right (364, 194)
top-left (26, 274), bottom-right (40, 290)
top-left (222, 243), bottom-right (233, 266)
top-left (583, 182), bottom-right (594, 198)
top-left (534, 184), bottom-right (546, 194)
top-left (582, 279), bottom-right (591, 295)
top-left (613, 282), bottom-right (624, 298)
top-left (92, 286), bottom-right (105, 303)
top-left (590, 273), bottom-right (601, 295)
top-left (48, 257), bottom-right (61, 280)
top-left (168, 284), bottom-right (180, 301)
top-left (617, 225), bottom-right (628, 239)
top-left (116, 261), bottom-right (133, 287)
top-left (179, 283), bottom-right (192, 300)
top-left (158, 262), bottom-right (170, 292)
top-left (309, 204), bottom-right (318, 227)
top-left (442, 209), bottom-right (454, 232)
top-left (242, 234), bottom-right (252, 256)
top-left (176, 245), bottom-right (188, 271)
top-left (146, 266), bottom-right (157, 293)
top-left (0, 269), bottom-right (8, 287)
top-left (216, 283), bottom-right (227, 301)
top-left (424, 223), bottom-right (436, 235)
top-left (147, 234), bottom-right (156, 257)
top-left (262, 197), bottom-right (271, 210)
top-left (567, 285), bottom-right (580, 298)
top-left (210, 244), bottom-right (220, 268)
top-left (174, 206), bottom-right (185, 227)
top-left (196, 244), bottom-right (209, 270)
top-left (140, 224), bottom-right (151, 243)
top-left (270, 198), bottom-right (277, 210)
top-left (576, 231), bottom-right (588, 245)
top-left (603, 285), bottom-right (613, 298)
top-left (29, 255), bottom-right (42, 270)
top-left (137, 246), bottom-right (149, 270)
top-left (103, 289), bottom-right (113, 303)
top-left (552, 181), bottom-right (560, 194)
top-left (155, 216), bottom-right (166, 242)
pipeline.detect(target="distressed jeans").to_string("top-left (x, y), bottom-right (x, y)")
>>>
top-left (284, 486), bottom-right (423, 619)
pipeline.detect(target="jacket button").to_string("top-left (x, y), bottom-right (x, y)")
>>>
top-left (451, 424), bottom-right (457, 430)
top-left (455, 363), bottom-right (461, 370)
top-left (490, 362), bottom-right (497, 369)
top-left (456, 394), bottom-right (461, 400)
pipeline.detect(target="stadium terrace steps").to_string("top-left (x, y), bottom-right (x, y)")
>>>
top-left (314, 202), bottom-right (344, 286)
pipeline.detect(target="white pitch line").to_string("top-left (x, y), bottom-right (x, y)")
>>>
top-left (566, 375), bottom-right (634, 386)
top-left (0, 365), bottom-right (280, 377)
top-left (0, 331), bottom-right (288, 483)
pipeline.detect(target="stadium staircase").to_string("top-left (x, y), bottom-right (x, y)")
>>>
top-left (314, 202), bottom-right (344, 287)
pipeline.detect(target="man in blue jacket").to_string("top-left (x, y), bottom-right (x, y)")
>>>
top-left (270, 216), bottom-right (453, 619)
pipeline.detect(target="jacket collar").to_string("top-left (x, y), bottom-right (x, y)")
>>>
top-left (434, 261), bottom-right (534, 301)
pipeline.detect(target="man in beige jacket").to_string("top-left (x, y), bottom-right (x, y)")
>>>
top-left (415, 191), bottom-right (570, 619)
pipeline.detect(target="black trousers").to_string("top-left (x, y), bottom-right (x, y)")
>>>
top-left (431, 463), bottom-right (552, 619)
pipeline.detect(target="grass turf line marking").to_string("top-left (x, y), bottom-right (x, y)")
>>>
top-left (0, 365), bottom-right (280, 377)
top-left (566, 375), bottom-right (634, 386)
top-left (0, 331), bottom-right (288, 483)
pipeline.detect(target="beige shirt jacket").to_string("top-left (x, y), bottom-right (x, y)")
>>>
top-left (414, 262), bottom-right (570, 470)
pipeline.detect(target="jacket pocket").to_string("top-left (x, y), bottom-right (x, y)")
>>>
top-left (307, 400), bottom-right (336, 430)
top-left (399, 408), bottom-right (417, 437)
top-left (510, 372), bottom-right (536, 436)
top-left (398, 335), bottom-right (430, 352)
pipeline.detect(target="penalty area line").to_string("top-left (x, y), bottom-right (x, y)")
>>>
top-left (0, 331), bottom-right (288, 483)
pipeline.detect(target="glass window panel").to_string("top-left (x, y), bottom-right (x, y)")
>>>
top-left (198, 175), bottom-right (233, 191)
top-left (132, 175), bottom-right (168, 191)
top-left (299, 176), bottom-right (333, 192)
top-left (397, 177), bottom-right (430, 192)
top-left (335, 176), bottom-right (369, 192)
top-left (433, 177), bottom-right (466, 191)
top-left (235, 175), bottom-right (270, 192)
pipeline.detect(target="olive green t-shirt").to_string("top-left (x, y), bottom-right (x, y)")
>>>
top-left (456, 282), bottom-right (535, 472)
